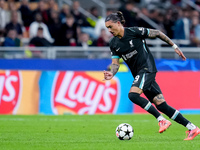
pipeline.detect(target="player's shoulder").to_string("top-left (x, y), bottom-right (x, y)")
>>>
top-left (127, 26), bottom-right (149, 36)
top-left (127, 27), bottom-right (138, 32)
top-left (109, 36), bottom-right (119, 50)
top-left (109, 36), bottom-right (115, 43)
top-left (127, 27), bottom-right (146, 32)
top-left (109, 36), bottom-right (118, 45)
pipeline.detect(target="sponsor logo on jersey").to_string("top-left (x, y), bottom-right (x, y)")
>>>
top-left (52, 71), bottom-right (120, 115)
top-left (122, 50), bottom-right (138, 60)
top-left (0, 71), bottom-right (21, 114)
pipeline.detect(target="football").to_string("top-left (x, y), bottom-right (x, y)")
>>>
top-left (116, 123), bottom-right (134, 140)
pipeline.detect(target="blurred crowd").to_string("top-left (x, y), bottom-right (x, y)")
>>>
top-left (0, 0), bottom-right (112, 48)
top-left (1, 0), bottom-right (200, 48)
top-left (121, 0), bottom-right (200, 47)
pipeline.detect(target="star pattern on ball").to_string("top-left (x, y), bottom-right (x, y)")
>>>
top-left (116, 123), bottom-right (134, 140)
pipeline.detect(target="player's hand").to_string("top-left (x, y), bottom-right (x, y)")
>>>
top-left (103, 70), bottom-right (114, 81)
top-left (175, 48), bottom-right (186, 61)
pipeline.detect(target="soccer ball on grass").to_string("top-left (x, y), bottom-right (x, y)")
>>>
top-left (116, 123), bottom-right (134, 140)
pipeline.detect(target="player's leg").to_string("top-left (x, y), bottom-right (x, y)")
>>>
top-left (151, 82), bottom-right (200, 140)
top-left (128, 73), bottom-right (165, 121)
top-left (143, 84), bottom-right (172, 133)
top-left (153, 93), bottom-right (190, 127)
top-left (129, 87), bottom-right (161, 119)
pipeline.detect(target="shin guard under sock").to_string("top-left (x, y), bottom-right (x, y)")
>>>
top-left (128, 92), bottom-right (160, 118)
top-left (156, 102), bottom-right (189, 126)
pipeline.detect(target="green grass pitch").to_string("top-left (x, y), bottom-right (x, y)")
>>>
top-left (0, 114), bottom-right (200, 150)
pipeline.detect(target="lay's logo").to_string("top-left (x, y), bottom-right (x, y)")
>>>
top-left (0, 71), bottom-right (21, 114)
top-left (52, 71), bottom-right (120, 115)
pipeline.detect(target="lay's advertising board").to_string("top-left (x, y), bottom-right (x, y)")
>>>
top-left (0, 70), bottom-right (133, 115)
top-left (0, 70), bottom-right (40, 114)
top-left (39, 71), bottom-right (133, 115)
top-left (0, 70), bottom-right (200, 115)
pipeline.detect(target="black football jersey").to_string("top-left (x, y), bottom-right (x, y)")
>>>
top-left (109, 27), bottom-right (157, 77)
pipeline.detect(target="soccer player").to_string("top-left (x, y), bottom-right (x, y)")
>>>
top-left (103, 11), bottom-right (200, 140)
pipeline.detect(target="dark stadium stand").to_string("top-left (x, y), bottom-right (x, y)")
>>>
top-left (0, 0), bottom-right (199, 59)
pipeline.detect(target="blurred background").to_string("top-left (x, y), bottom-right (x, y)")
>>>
top-left (0, 0), bottom-right (199, 115)
top-left (0, 0), bottom-right (200, 58)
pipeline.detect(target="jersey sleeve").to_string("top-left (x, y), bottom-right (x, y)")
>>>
top-left (109, 38), bottom-right (120, 59)
top-left (129, 27), bottom-right (150, 38)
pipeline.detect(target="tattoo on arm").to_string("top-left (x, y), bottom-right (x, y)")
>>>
top-left (148, 29), bottom-right (174, 46)
top-left (148, 29), bottom-right (160, 38)
top-left (111, 64), bottom-right (119, 76)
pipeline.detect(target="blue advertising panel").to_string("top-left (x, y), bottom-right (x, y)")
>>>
top-left (0, 58), bottom-right (200, 71)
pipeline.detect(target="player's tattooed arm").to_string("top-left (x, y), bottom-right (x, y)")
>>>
top-left (111, 63), bottom-right (119, 76)
top-left (148, 29), bottom-right (186, 60)
top-left (103, 58), bottom-right (119, 80)
top-left (110, 58), bottom-right (120, 76)
top-left (148, 29), bottom-right (174, 46)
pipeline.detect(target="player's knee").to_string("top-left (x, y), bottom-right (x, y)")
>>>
top-left (128, 92), bottom-right (140, 101)
top-left (128, 92), bottom-right (147, 108)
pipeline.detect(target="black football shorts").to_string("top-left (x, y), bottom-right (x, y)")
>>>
top-left (131, 72), bottom-right (162, 102)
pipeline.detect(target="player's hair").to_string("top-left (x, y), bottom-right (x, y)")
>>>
top-left (105, 11), bottom-right (125, 25)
